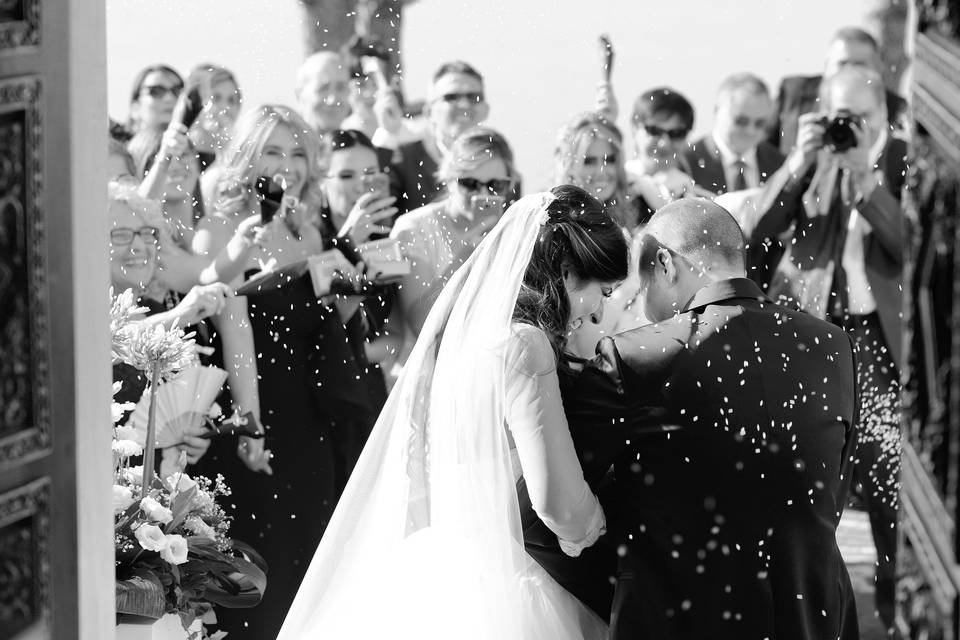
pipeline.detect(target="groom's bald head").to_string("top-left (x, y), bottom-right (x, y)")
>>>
top-left (639, 198), bottom-right (746, 276)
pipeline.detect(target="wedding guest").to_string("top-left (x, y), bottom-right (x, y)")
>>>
top-left (392, 126), bottom-right (515, 339)
top-left (108, 180), bottom-right (239, 467)
top-left (194, 105), bottom-right (363, 639)
top-left (389, 61), bottom-right (493, 214)
top-left (769, 26), bottom-right (908, 155)
top-left (185, 63), bottom-right (242, 171)
top-left (624, 87), bottom-right (706, 217)
top-left (130, 129), bottom-right (205, 248)
top-left (316, 128), bottom-right (400, 488)
top-left (295, 51), bottom-right (352, 146)
top-left (684, 73), bottom-right (784, 195)
top-left (553, 112), bottom-right (640, 229)
top-left (126, 64), bottom-right (183, 137)
top-left (751, 66), bottom-right (904, 632)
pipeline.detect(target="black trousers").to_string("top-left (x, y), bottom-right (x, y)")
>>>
top-left (842, 312), bottom-right (901, 632)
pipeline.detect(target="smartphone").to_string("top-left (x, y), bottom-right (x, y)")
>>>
top-left (255, 175), bottom-right (285, 224)
top-left (175, 86), bottom-right (205, 131)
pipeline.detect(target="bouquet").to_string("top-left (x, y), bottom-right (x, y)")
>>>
top-left (110, 289), bottom-right (266, 638)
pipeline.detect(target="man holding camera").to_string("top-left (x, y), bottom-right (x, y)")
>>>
top-left (750, 65), bottom-right (905, 634)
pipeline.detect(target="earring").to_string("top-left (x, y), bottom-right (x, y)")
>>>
top-left (567, 317), bottom-right (583, 332)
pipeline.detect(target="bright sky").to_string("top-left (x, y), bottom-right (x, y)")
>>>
top-left (108, 0), bottom-right (877, 188)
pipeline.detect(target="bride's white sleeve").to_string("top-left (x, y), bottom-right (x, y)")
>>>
top-left (505, 325), bottom-right (606, 557)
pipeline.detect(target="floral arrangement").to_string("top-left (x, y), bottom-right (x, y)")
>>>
top-left (110, 289), bottom-right (266, 637)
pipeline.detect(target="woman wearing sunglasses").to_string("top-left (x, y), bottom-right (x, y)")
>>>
top-left (126, 64), bottom-right (184, 136)
top-left (392, 126), bottom-right (517, 343)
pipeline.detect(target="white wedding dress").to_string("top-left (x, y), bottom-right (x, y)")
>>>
top-left (278, 193), bottom-right (607, 640)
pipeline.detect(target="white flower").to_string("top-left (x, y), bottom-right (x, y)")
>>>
top-left (165, 473), bottom-right (198, 494)
top-left (112, 439), bottom-right (143, 458)
top-left (122, 465), bottom-right (144, 485)
top-left (134, 523), bottom-right (167, 551)
top-left (113, 485), bottom-right (135, 514)
top-left (160, 534), bottom-right (189, 565)
top-left (193, 489), bottom-right (215, 511)
top-left (111, 401), bottom-right (136, 424)
top-left (140, 496), bottom-right (173, 524)
top-left (184, 515), bottom-right (216, 539)
top-left (112, 380), bottom-right (123, 396)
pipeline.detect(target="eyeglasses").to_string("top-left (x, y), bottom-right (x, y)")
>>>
top-left (141, 84), bottom-right (183, 100)
top-left (457, 177), bottom-right (513, 196)
top-left (439, 91), bottom-right (484, 104)
top-left (643, 124), bottom-right (689, 141)
top-left (110, 227), bottom-right (160, 246)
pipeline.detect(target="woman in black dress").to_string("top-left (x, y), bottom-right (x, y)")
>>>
top-left (194, 106), bottom-right (383, 638)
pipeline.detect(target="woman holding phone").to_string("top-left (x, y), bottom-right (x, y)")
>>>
top-left (194, 106), bottom-right (371, 639)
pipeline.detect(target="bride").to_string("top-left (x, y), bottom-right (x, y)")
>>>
top-left (279, 185), bottom-right (629, 639)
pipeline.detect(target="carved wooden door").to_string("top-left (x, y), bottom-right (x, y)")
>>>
top-left (0, 1), bottom-right (112, 639)
top-left (900, 1), bottom-right (960, 637)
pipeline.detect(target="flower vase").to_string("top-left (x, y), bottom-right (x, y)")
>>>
top-left (115, 613), bottom-right (200, 640)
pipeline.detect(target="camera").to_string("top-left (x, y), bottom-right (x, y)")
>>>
top-left (819, 111), bottom-right (863, 153)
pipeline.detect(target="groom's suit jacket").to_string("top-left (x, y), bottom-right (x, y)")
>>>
top-left (565, 277), bottom-right (860, 640)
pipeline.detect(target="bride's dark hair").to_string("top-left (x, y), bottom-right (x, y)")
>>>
top-left (513, 184), bottom-right (629, 360)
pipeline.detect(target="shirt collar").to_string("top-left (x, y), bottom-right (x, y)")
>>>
top-left (712, 133), bottom-right (758, 169)
top-left (681, 277), bottom-right (769, 312)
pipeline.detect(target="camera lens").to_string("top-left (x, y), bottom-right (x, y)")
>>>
top-left (822, 115), bottom-right (860, 153)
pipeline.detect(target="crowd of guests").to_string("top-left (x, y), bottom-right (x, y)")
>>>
top-left (108, 25), bottom-right (906, 637)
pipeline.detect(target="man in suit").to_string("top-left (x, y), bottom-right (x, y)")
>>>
top-left (684, 73), bottom-right (785, 196)
top-left (388, 61), bottom-right (492, 214)
top-left (769, 26), bottom-right (908, 156)
top-left (566, 199), bottom-right (860, 639)
top-left (751, 64), bottom-right (905, 633)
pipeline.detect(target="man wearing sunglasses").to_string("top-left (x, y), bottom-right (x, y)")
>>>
top-left (685, 73), bottom-right (784, 196)
top-left (389, 61), bottom-right (502, 215)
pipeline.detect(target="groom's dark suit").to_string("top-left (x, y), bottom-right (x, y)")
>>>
top-left (566, 277), bottom-right (860, 640)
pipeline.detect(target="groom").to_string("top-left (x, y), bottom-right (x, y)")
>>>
top-left (568, 199), bottom-right (860, 639)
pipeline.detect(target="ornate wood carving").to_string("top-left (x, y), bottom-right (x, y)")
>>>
top-left (0, 0), bottom-right (39, 53)
top-left (0, 74), bottom-right (49, 470)
top-left (900, 1), bottom-right (960, 636)
top-left (0, 478), bottom-right (50, 638)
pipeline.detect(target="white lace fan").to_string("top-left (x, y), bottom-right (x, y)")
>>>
top-left (129, 366), bottom-right (228, 448)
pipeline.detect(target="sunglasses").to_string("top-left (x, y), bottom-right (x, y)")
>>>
top-left (111, 227), bottom-right (160, 246)
top-left (141, 84), bottom-right (183, 100)
top-left (457, 177), bottom-right (513, 196)
top-left (439, 91), bottom-right (484, 104)
top-left (643, 124), bottom-right (689, 141)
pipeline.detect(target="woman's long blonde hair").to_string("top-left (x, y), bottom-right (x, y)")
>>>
top-left (554, 112), bottom-right (634, 228)
top-left (216, 104), bottom-right (323, 214)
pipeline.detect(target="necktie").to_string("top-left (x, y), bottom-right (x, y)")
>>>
top-left (731, 159), bottom-right (748, 192)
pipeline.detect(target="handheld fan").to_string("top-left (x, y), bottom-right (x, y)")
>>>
top-left (129, 366), bottom-right (227, 448)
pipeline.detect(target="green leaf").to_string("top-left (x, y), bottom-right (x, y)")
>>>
top-left (167, 485), bottom-right (198, 532)
top-left (115, 571), bottom-right (165, 618)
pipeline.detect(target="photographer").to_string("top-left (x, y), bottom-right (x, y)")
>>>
top-left (750, 65), bottom-right (905, 633)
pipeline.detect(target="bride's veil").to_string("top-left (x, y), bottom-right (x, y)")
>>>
top-left (279, 192), bottom-right (601, 639)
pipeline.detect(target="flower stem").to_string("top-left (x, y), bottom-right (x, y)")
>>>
top-left (141, 361), bottom-right (161, 498)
